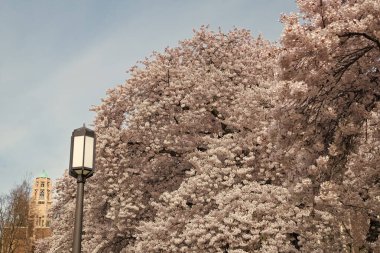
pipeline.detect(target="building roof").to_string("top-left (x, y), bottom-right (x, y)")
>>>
top-left (38, 170), bottom-right (49, 178)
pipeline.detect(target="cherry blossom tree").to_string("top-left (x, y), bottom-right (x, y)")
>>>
top-left (87, 27), bottom-right (279, 253)
top-left (279, 0), bottom-right (380, 179)
top-left (277, 0), bottom-right (380, 251)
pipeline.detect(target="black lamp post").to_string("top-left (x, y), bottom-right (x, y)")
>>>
top-left (69, 124), bottom-right (96, 253)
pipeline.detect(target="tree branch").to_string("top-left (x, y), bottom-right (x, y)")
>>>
top-left (339, 32), bottom-right (380, 50)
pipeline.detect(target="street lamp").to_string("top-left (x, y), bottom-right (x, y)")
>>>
top-left (69, 124), bottom-right (96, 253)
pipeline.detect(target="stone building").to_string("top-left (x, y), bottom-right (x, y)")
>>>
top-left (30, 171), bottom-right (53, 244)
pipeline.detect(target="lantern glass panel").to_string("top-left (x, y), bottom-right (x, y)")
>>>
top-left (84, 136), bottom-right (94, 168)
top-left (74, 168), bottom-right (83, 175)
top-left (72, 136), bottom-right (84, 167)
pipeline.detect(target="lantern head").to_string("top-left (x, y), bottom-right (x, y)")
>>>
top-left (69, 125), bottom-right (96, 179)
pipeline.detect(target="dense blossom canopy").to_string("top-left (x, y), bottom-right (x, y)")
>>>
top-left (37, 1), bottom-right (380, 252)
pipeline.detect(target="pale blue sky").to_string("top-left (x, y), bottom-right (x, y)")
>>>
top-left (0, 0), bottom-right (297, 194)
